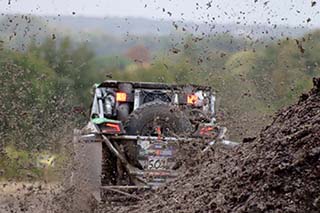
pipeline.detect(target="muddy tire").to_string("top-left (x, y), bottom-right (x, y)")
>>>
top-left (125, 101), bottom-right (193, 137)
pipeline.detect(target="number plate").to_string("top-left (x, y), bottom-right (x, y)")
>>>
top-left (147, 157), bottom-right (168, 170)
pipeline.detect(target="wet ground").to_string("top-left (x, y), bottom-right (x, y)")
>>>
top-left (0, 182), bottom-right (61, 213)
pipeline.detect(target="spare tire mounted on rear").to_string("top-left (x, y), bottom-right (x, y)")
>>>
top-left (125, 102), bottom-right (192, 137)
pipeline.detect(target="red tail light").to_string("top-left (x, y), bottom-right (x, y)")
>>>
top-left (106, 123), bottom-right (121, 132)
top-left (116, 92), bottom-right (127, 102)
top-left (101, 123), bottom-right (121, 134)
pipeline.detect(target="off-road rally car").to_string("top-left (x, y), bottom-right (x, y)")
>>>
top-left (74, 80), bottom-right (237, 201)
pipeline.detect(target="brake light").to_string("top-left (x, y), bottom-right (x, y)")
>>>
top-left (187, 94), bottom-right (198, 105)
top-left (106, 123), bottom-right (121, 132)
top-left (116, 92), bottom-right (127, 102)
top-left (200, 126), bottom-right (214, 135)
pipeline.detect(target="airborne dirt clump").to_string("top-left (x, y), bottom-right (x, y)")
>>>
top-left (109, 78), bottom-right (320, 213)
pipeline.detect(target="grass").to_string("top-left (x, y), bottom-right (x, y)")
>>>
top-left (0, 145), bottom-right (63, 182)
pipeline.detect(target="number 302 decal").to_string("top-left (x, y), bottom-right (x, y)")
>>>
top-left (148, 158), bottom-right (167, 170)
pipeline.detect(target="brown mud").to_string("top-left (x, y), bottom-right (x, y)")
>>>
top-left (101, 78), bottom-right (320, 212)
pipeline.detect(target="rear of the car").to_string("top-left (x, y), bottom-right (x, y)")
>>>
top-left (89, 80), bottom-right (217, 137)
top-left (80, 80), bottom-right (226, 199)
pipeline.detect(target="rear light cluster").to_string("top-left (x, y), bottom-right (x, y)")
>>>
top-left (106, 123), bottom-right (121, 132)
top-left (101, 122), bottom-right (123, 134)
top-left (115, 90), bottom-right (206, 107)
top-left (185, 91), bottom-right (207, 107)
top-left (187, 94), bottom-right (199, 105)
top-left (199, 126), bottom-right (214, 135)
top-left (116, 92), bottom-right (127, 102)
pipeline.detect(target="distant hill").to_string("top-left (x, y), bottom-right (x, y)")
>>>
top-left (46, 15), bottom-right (309, 39)
top-left (0, 15), bottom-right (311, 56)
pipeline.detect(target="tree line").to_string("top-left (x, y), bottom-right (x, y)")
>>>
top-left (1, 28), bottom-right (320, 150)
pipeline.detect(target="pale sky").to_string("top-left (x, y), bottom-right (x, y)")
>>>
top-left (1, 0), bottom-right (320, 27)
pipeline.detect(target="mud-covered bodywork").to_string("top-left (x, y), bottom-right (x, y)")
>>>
top-left (78, 80), bottom-right (237, 200)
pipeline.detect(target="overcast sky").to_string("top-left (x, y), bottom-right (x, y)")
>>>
top-left (1, 0), bottom-right (320, 27)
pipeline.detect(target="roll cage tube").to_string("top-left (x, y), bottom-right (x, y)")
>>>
top-left (90, 82), bottom-right (217, 123)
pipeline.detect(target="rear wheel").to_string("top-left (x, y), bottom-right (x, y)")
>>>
top-left (123, 102), bottom-right (192, 178)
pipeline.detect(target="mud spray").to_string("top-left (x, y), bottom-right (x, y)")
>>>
top-left (0, 132), bottom-right (99, 213)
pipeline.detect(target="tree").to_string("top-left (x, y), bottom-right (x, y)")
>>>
top-left (125, 45), bottom-right (151, 65)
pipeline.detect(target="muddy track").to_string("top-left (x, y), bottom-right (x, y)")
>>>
top-left (2, 79), bottom-right (320, 213)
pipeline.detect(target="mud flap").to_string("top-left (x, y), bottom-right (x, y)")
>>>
top-left (72, 129), bottom-right (102, 201)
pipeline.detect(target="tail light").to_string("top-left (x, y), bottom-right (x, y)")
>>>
top-left (106, 123), bottom-right (121, 132)
top-left (116, 92), bottom-right (127, 102)
top-left (199, 126), bottom-right (214, 135)
top-left (187, 94), bottom-right (198, 105)
top-left (102, 122), bottom-right (122, 134)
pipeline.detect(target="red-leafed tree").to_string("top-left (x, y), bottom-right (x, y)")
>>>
top-left (125, 45), bottom-right (151, 64)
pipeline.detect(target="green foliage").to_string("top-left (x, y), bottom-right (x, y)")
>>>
top-left (1, 23), bottom-right (320, 180)
top-left (89, 55), bottom-right (132, 73)
top-left (110, 31), bottom-right (320, 127)
top-left (29, 37), bottom-right (104, 105)
top-left (0, 146), bottom-right (40, 180)
top-left (0, 145), bottom-right (63, 181)
top-left (0, 36), bottom-right (104, 151)
top-left (0, 50), bottom-right (58, 148)
top-left (226, 51), bottom-right (256, 75)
